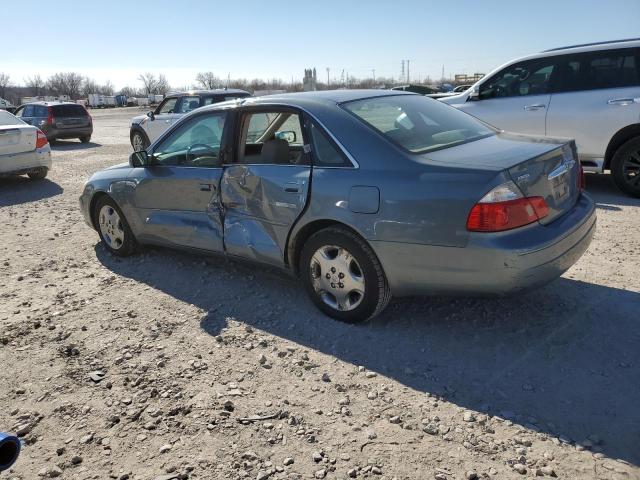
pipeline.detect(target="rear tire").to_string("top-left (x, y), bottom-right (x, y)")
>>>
top-left (79, 136), bottom-right (91, 143)
top-left (27, 168), bottom-right (48, 180)
top-left (299, 226), bottom-right (391, 323)
top-left (611, 136), bottom-right (640, 198)
top-left (93, 196), bottom-right (137, 256)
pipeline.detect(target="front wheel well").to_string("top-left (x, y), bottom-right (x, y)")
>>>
top-left (287, 219), bottom-right (368, 276)
top-left (88, 192), bottom-right (112, 231)
top-left (605, 124), bottom-right (640, 170)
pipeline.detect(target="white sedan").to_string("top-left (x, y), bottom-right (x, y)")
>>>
top-left (0, 110), bottom-right (51, 180)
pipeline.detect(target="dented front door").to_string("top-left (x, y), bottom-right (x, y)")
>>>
top-left (220, 164), bottom-right (311, 266)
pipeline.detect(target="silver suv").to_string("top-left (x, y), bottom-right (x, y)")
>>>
top-left (130, 89), bottom-right (250, 151)
top-left (441, 39), bottom-right (640, 197)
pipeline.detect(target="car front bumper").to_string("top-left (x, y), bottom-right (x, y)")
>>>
top-left (0, 147), bottom-right (52, 176)
top-left (372, 192), bottom-right (597, 296)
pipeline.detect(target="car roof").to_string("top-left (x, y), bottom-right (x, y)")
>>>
top-left (22, 101), bottom-right (79, 106)
top-left (165, 89), bottom-right (250, 98)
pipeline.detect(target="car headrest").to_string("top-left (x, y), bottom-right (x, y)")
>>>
top-left (260, 138), bottom-right (289, 164)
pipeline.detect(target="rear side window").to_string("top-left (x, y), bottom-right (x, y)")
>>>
top-left (35, 106), bottom-right (48, 117)
top-left (309, 121), bottom-right (350, 167)
top-left (553, 48), bottom-right (640, 93)
top-left (53, 104), bottom-right (87, 117)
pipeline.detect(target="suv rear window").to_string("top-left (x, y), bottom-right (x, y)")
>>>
top-left (52, 104), bottom-right (88, 117)
top-left (554, 48), bottom-right (640, 93)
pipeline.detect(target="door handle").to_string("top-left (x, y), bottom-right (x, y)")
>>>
top-left (199, 183), bottom-right (212, 191)
top-left (607, 98), bottom-right (639, 106)
top-left (523, 104), bottom-right (546, 111)
top-left (284, 182), bottom-right (301, 193)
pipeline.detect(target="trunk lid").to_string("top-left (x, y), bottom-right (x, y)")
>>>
top-left (422, 133), bottom-right (580, 225)
top-left (0, 125), bottom-right (36, 155)
top-left (507, 142), bottom-right (580, 225)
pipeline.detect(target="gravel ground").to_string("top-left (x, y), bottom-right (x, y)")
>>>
top-left (1, 107), bottom-right (639, 480)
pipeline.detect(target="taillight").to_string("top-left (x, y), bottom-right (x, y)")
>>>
top-left (47, 107), bottom-right (53, 125)
top-left (36, 129), bottom-right (49, 149)
top-left (466, 181), bottom-right (549, 232)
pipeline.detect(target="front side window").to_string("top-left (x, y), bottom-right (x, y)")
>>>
top-left (238, 111), bottom-right (306, 165)
top-left (152, 112), bottom-right (226, 167)
top-left (156, 98), bottom-right (178, 114)
top-left (479, 60), bottom-right (555, 99)
top-left (343, 95), bottom-right (494, 153)
top-left (177, 96), bottom-right (201, 113)
top-left (553, 48), bottom-right (639, 93)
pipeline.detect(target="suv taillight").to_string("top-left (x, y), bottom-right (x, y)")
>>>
top-left (466, 181), bottom-right (549, 232)
top-left (47, 107), bottom-right (53, 125)
top-left (36, 129), bottom-right (49, 149)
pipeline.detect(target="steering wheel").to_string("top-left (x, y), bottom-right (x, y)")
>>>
top-left (186, 143), bottom-right (217, 164)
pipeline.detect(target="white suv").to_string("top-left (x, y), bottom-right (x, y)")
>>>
top-left (130, 89), bottom-right (250, 151)
top-left (440, 39), bottom-right (640, 197)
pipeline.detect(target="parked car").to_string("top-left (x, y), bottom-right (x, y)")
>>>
top-left (0, 110), bottom-right (51, 179)
top-left (440, 38), bottom-right (640, 197)
top-left (391, 84), bottom-right (440, 95)
top-left (80, 90), bottom-right (595, 322)
top-left (13, 101), bottom-right (93, 143)
top-left (129, 89), bottom-right (251, 151)
top-left (452, 84), bottom-right (472, 93)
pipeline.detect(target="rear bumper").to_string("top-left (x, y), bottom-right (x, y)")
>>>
top-left (373, 193), bottom-right (597, 296)
top-left (0, 148), bottom-right (52, 175)
top-left (43, 125), bottom-right (93, 140)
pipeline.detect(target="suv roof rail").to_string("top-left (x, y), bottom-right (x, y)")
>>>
top-left (543, 38), bottom-right (640, 52)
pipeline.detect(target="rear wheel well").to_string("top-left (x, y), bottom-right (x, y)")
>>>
top-left (605, 124), bottom-right (640, 170)
top-left (288, 220), bottom-right (366, 276)
top-left (89, 192), bottom-right (111, 231)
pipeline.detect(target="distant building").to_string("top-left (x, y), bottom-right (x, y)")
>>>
top-left (303, 68), bottom-right (317, 91)
top-left (454, 73), bottom-right (485, 84)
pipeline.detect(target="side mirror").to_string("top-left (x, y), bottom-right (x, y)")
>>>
top-left (468, 88), bottom-right (480, 101)
top-left (146, 111), bottom-right (155, 120)
top-left (129, 150), bottom-right (149, 167)
top-left (276, 130), bottom-right (296, 143)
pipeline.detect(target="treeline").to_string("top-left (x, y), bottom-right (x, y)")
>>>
top-left (0, 70), bottom-right (452, 104)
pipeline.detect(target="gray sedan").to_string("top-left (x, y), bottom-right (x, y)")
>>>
top-left (79, 90), bottom-right (596, 322)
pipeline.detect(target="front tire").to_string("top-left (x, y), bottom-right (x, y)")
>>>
top-left (299, 227), bottom-right (391, 323)
top-left (611, 136), bottom-right (640, 198)
top-left (131, 131), bottom-right (148, 152)
top-left (93, 196), bottom-right (137, 256)
top-left (79, 136), bottom-right (91, 143)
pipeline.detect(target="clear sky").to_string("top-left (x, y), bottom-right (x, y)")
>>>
top-left (4, 0), bottom-right (640, 89)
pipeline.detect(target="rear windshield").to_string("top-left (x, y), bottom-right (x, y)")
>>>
top-left (52, 104), bottom-right (88, 117)
top-left (342, 95), bottom-right (494, 153)
top-left (0, 110), bottom-right (24, 126)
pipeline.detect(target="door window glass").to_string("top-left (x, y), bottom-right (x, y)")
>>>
top-left (177, 96), bottom-right (201, 113)
top-left (239, 111), bottom-right (306, 165)
top-left (309, 122), bottom-right (350, 167)
top-left (152, 113), bottom-right (226, 167)
top-left (553, 49), bottom-right (639, 92)
top-left (479, 60), bottom-right (555, 99)
top-left (157, 98), bottom-right (178, 114)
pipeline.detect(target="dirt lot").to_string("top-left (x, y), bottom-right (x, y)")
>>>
top-left (1, 107), bottom-right (639, 480)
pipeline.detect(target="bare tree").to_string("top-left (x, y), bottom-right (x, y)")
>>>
top-left (195, 72), bottom-right (220, 89)
top-left (102, 80), bottom-right (114, 96)
top-left (83, 77), bottom-right (100, 96)
top-left (155, 74), bottom-right (170, 95)
top-left (0, 73), bottom-right (11, 99)
top-left (138, 73), bottom-right (157, 95)
top-left (25, 74), bottom-right (44, 96)
top-left (47, 72), bottom-right (83, 99)
top-left (119, 86), bottom-right (139, 97)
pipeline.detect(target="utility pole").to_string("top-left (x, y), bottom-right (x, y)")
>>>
top-left (441, 64), bottom-right (445, 82)
top-left (407, 59), bottom-right (410, 83)
top-left (401, 60), bottom-right (405, 83)
top-left (372, 69), bottom-right (376, 84)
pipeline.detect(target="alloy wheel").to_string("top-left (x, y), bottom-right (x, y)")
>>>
top-left (132, 133), bottom-right (145, 152)
top-left (309, 245), bottom-right (365, 312)
top-left (622, 148), bottom-right (640, 188)
top-left (98, 205), bottom-right (125, 250)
